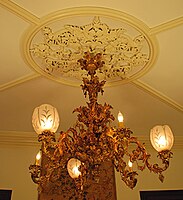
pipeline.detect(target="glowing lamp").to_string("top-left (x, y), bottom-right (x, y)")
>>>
top-left (67, 158), bottom-right (81, 179)
top-left (32, 104), bottom-right (59, 134)
top-left (150, 125), bottom-right (174, 152)
top-left (118, 111), bottom-right (124, 122)
top-left (128, 160), bottom-right (133, 168)
top-left (118, 111), bottom-right (124, 128)
top-left (35, 151), bottom-right (41, 165)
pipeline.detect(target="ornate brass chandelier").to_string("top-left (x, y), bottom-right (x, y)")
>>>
top-left (29, 52), bottom-right (174, 199)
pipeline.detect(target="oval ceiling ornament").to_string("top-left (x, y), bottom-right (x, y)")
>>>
top-left (22, 7), bottom-right (158, 86)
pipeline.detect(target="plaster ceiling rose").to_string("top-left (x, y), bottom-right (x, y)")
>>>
top-left (22, 7), bottom-right (157, 86)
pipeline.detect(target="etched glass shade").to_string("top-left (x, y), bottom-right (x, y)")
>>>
top-left (67, 158), bottom-right (81, 179)
top-left (150, 125), bottom-right (174, 152)
top-left (32, 104), bottom-right (59, 134)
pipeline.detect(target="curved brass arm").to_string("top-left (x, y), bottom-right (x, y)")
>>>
top-left (29, 164), bottom-right (41, 184)
top-left (113, 128), bottom-right (173, 188)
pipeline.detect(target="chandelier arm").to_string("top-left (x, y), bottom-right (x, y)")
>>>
top-left (41, 141), bottom-right (60, 162)
top-left (37, 131), bottom-right (58, 160)
top-left (29, 131), bottom-right (58, 187)
top-left (125, 136), bottom-right (173, 182)
top-left (126, 137), bottom-right (148, 170)
top-left (120, 171), bottom-right (138, 189)
top-left (114, 155), bottom-right (138, 189)
top-left (112, 135), bottom-right (139, 189)
top-left (144, 150), bottom-right (173, 182)
top-left (29, 165), bottom-right (41, 184)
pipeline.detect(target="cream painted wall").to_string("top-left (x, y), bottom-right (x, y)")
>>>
top-left (0, 144), bottom-right (38, 200)
top-left (0, 136), bottom-right (182, 200)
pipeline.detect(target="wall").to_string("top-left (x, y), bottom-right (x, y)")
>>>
top-left (0, 131), bottom-right (182, 200)
top-left (0, 131), bottom-right (38, 200)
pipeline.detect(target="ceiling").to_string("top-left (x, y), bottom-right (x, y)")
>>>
top-left (0, 0), bottom-right (183, 148)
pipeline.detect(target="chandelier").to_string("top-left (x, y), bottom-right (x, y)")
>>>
top-left (29, 52), bottom-right (174, 198)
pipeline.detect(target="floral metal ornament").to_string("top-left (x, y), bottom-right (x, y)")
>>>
top-left (29, 52), bottom-right (173, 199)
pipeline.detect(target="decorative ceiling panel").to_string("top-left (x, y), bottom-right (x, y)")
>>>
top-left (22, 7), bottom-right (157, 86)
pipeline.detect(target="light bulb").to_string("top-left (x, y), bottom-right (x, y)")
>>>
top-left (118, 111), bottom-right (124, 122)
top-left (128, 160), bottom-right (133, 168)
top-left (118, 111), bottom-right (125, 128)
top-left (41, 119), bottom-right (53, 130)
top-left (158, 136), bottom-right (166, 147)
top-left (67, 158), bottom-right (81, 179)
top-left (150, 125), bottom-right (174, 152)
top-left (72, 166), bottom-right (81, 177)
top-left (35, 151), bottom-right (41, 165)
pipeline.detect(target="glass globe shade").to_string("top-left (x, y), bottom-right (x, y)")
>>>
top-left (32, 104), bottom-right (59, 134)
top-left (67, 158), bottom-right (81, 179)
top-left (150, 125), bottom-right (174, 152)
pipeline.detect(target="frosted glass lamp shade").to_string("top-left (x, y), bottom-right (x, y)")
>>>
top-left (150, 125), bottom-right (174, 152)
top-left (67, 158), bottom-right (81, 179)
top-left (32, 104), bottom-right (59, 134)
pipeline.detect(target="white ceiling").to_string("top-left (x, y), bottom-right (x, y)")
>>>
top-left (0, 0), bottom-right (183, 145)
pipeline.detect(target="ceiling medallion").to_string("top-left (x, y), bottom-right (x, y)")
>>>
top-left (23, 7), bottom-right (157, 86)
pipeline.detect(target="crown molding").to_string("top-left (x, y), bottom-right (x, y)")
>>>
top-left (149, 16), bottom-right (183, 35)
top-left (0, 130), bottom-right (182, 150)
top-left (132, 80), bottom-right (183, 113)
top-left (0, 0), bottom-right (40, 25)
top-left (0, 130), bottom-right (39, 147)
top-left (0, 73), bottom-right (40, 92)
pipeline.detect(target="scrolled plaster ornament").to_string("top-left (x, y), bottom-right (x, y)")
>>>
top-left (28, 15), bottom-right (154, 86)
